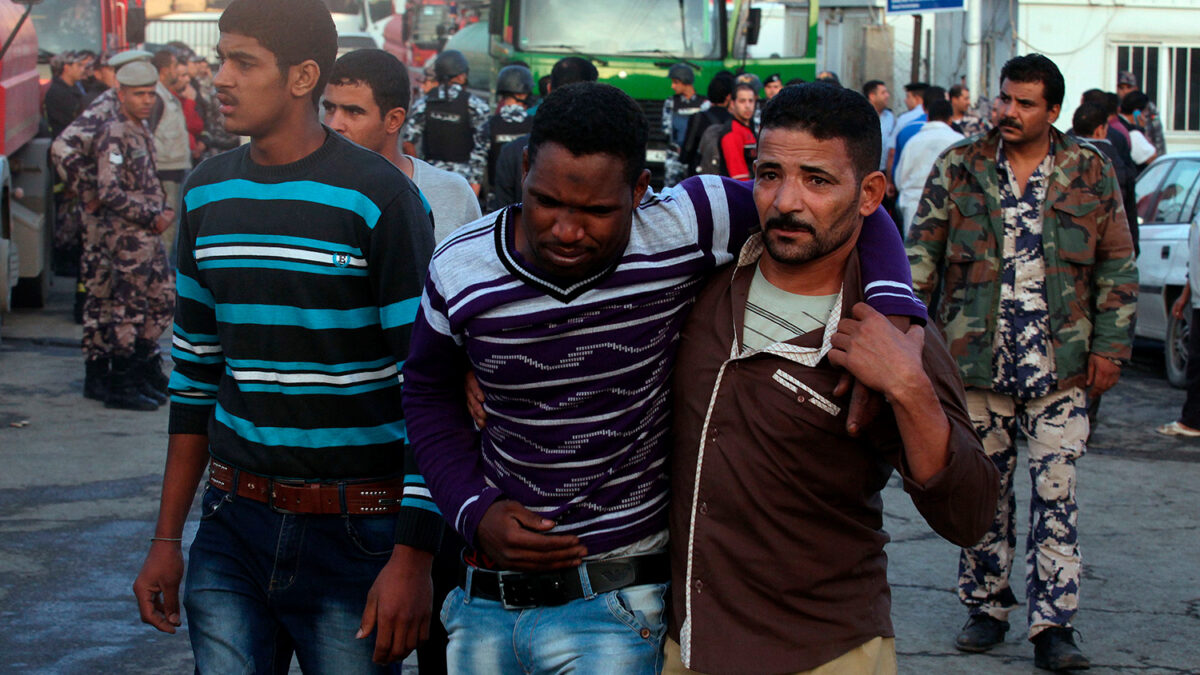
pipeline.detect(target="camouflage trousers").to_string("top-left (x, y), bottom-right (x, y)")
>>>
top-left (80, 211), bottom-right (176, 360)
top-left (957, 386), bottom-right (1089, 638)
top-left (664, 148), bottom-right (685, 188)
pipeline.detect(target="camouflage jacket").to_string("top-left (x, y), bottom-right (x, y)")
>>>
top-left (50, 89), bottom-right (121, 203)
top-left (906, 127), bottom-right (1138, 391)
top-left (95, 115), bottom-right (166, 230)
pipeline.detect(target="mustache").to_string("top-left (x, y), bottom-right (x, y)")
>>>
top-left (763, 213), bottom-right (816, 235)
top-left (999, 118), bottom-right (1023, 130)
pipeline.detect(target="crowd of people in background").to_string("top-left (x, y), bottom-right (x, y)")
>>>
top-left (36, 7), bottom-right (1153, 671)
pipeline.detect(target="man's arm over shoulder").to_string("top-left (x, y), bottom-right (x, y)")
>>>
top-left (859, 206), bottom-right (928, 323)
top-left (905, 148), bottom-right (959, 308)
top-left (1082, 151), bottom-right (1139, 361)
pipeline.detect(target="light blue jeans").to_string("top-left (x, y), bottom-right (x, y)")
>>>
top-left (441, 575), bottom-right (669, 674)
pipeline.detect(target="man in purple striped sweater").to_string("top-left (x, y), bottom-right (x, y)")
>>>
top-left (400, 82), bottom-right (926, 672)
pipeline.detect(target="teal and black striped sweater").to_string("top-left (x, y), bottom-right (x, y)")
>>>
top-left (168, 130), bottom-right (443, 550)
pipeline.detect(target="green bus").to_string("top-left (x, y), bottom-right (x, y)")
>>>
top-left (472, 0), bottom-right (818, 175)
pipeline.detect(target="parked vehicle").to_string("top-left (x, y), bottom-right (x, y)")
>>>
top-left (1133, 151), bottom-right (1200, 387)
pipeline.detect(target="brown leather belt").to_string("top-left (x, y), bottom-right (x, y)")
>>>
top-left (207, 459), bottom-right (404, 515)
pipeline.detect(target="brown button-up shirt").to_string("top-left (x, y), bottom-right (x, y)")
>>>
top-left (668, 235), bottom-right (999, 674)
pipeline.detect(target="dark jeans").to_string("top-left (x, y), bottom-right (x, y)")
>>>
top-left (1181, 307), bottom-right (1200, 428)
top-left (184, 486), bottom-right (401, 674)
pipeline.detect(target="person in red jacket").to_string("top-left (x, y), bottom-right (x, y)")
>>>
top-left (721, 83), bottom-right (758, 180)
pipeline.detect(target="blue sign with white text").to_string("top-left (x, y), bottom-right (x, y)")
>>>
top-left (887, 0), bottom-right (964, 14)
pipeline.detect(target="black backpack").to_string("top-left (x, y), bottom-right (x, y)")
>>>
top-left (695, 119), bottom-right (733, 177)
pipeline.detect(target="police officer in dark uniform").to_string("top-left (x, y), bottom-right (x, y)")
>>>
top-left (403, 49), bottom-right (490, 196)
top-left (661, 63), bottom-right (707, 187)
top-left (484, 65), bottom-right (534, 202)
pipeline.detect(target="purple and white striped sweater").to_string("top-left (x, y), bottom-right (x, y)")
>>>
top-left (402, 175), bottom-right (924, 556)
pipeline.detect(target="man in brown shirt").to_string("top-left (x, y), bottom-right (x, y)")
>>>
top-left (666, 83), bottom-right (1000, 674)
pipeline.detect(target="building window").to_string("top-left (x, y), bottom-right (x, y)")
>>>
top-left (1116, 43), bottom-right (1200, 133)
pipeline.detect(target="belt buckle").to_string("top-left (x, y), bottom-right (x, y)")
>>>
top-left (497, 571), bottom-right (571, 609)
top-left (267, 479), bottom-right (313, 514)
top-left (497, 572), bottom-right (539, 610)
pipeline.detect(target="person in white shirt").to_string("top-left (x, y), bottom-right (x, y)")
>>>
top-left (896, 99), bottom-right (963, 234)
top-left (863, 80), bottom-right (895, 170)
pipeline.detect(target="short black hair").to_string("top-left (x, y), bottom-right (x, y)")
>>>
top-left (760, 82), bottom-right (881, 181)
top-left (1105, 92), bottom-right (1121, 117)
top-left (1072, 103), bottom-right (1107, 137)
top-left (538, 74), bottom-right (551, 97)
top-left (1000, 53), bottom-right (1064, 109)
top-left (328, 49), bottom-right (411, 117)
top-left (1080, 88), bottom-right (1107, 107)
top-left (733, 82), bottom-right (757, 99)
top-left (784, 77), bottom-right (806, 87)
top-left (927, 98), bottom-right (953, 122)
top-left (528, 82), bottom-right (647, 187)
top-left (706, 72), bottom-right (734, 105)
top-left (152, 49), bottom-right (176, 74)
top-left (219, 0), bottom-right (337, 105)
top-left (549, 56), bottom-right (598, 89)
top-left (862, 79), bottom-right (885, 97)
top-left (923, 86), bottom-right (946, 107)
top-left (904, 81), bottom-right (929, 93)
top-left (1120, 90), bottom-right (1150, 116)
top-left (948, 84), bottom-right (967, 99)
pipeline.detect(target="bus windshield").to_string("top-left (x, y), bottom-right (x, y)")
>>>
top-left (28, 0), bottom-right (103, 58)
top-left (517, 0), bottom-right (720, 60)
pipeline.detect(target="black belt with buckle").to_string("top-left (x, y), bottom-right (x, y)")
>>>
top-left (460, 553), bottom-right (669, 609)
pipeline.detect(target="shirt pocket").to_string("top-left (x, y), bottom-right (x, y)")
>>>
top-left (946, 193), bottom-right (994, 263)
top-left (1050, 197), bottom-right (1101, 265)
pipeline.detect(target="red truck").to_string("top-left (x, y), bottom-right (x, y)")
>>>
top-left (0, 0), bottom-right (144, 316)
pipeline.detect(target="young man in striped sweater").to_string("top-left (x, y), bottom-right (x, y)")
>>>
top-left (401, 82), bottom-right (928, 672)
top-left (131, 1), bottom-right (440, 671)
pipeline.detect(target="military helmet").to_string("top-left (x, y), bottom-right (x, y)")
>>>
top-left (434, 49), bottom-right (470, 81)
top-left (668, 63), bottom-right (695, 85)
top-left (496, 65), bottom-right (534, 97)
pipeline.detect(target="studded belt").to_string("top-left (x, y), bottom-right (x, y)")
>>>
top-left (207, 459), bottom-right (404, 515)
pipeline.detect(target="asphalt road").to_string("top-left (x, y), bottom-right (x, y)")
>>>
top-left (2, 277), bottom-right (1198, 674)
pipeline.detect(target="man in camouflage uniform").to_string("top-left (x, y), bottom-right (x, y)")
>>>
top-left (51, 50), bottom-right (159, 401)
top-left (661, 63), bottom-right (707, 187)
top-left (907, 54), bottom-right (1137, 672)
top-left (403, 49), bottom-right (489, 197)
top-left (92, 60), bottom-right (177, 411)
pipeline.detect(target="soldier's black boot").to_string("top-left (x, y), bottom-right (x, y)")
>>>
top-left (105, 357), bottom-right (160, 411)
top-left (84, 358), bottom-right (110, 401)
top-left (135, 339), bottom-right (170, 394)
top-left (955, 614), bottom-right (1008, 652)
top-left (1033, 627), bottom-right (1090, 671)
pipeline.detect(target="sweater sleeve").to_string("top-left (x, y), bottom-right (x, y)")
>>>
top-left (371, 185), bottom-right (444, 550)
top-left (857, 206), bottom-right (928, 323)
top-left (168, 177), bottom-right (222, 433)
top-left (401, 268), bottom-right (503, 549)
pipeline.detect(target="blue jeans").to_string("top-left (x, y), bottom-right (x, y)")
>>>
top-left (440, 574), bottom-right (669, 674)
top-left (183, 485), bottom-right (399, 674)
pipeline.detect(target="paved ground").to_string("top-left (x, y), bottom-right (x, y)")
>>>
top-left (1, 277), bottom-right (1198, 673)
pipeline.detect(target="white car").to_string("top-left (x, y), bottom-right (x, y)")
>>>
top-left (1133, 152), bottom-right (1200, 387)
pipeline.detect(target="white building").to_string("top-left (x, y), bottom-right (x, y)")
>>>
top-left (817, 0), bottom-right (1200, 152)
